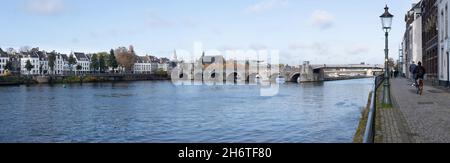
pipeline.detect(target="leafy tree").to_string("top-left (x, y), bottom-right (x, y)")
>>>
top-left (388, 58), bottom-right (396, 70)
top-left (39, 64), bottom-right (43, 75)
top-left (155, 68), bottom-right (167, 77)
top-left (48, 53), bottom-right (56, 75)
top-left (25, 60), bottom-right (34, 75)
top-left (68, 54), bottom-right (77, 74)
top-left (98, 54), bottom-right (107, 73)
top-left (108, 49), bottom-right (119, 73)
top-left (90, 53), bottom-right (99, 73)
top-left (4, 60), bottom-right (13, 71)
top-left (76, 65), bottom-right (82, 71)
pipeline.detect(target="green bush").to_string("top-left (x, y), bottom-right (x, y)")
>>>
top-left (0, 76), bottom-right (24, 83)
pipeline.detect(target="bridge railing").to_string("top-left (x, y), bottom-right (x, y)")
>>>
top-left (363, 74), bottom-right (385, 143)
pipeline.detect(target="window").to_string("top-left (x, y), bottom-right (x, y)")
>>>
top-left (442, 10), bottom-right (445, 41)
top-left (446, 4), bottom-right (448, 39)
top-left (442, 50), bottom-right (445, 77)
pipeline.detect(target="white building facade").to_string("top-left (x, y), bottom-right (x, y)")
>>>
top-left (438, 0), bottom-right (450, 85)
top-left (0, 49), bottom-right (9, 75)
top-left (134, 56), bottom-right (153, 74)
top-left (20, 52), bottom-right (40, 75)
top-left (37, 51), bottom-right (49, 75)
top-left (47, 53), bottom-right (68, 75)
top-left (404, 3), bottom-right (423, 79)
top-left (55, 54), bottom-right (67, 75)
top-left (72, 52), bottom-right (90, 74)
top-left (158, 63), bottom-right (169, 72)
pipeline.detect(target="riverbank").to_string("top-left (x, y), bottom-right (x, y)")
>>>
top-left (323, 76), bottom-right (373, 82)
top-left (0, 74), bottom-right (170, 86)
top-left (0, 76), bottom-right (27, 86)
top-left (353, 84), bottom-right (383, 143)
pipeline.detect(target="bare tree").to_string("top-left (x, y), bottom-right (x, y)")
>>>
top-left (6, 47), bottom-right (16, 54)
top-left (388, 58), bottom-right (396, 70)
top-left (19, 46), bottom-right (31, 52)
top-left (115, 46), bottom-right (136, 73)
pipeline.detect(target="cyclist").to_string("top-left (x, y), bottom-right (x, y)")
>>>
top-left (413, 61), bottom-right (426, 95)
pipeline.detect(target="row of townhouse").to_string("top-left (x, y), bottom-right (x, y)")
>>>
top-left (134, 55), bottom-right (172, 74)
top-left (401, 0), bottom-right (450, 86)
top-left (0, 47), bottom-right (176, 76)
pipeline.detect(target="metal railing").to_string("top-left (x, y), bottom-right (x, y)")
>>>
top-left (363, 74), bottom-right (385, 143)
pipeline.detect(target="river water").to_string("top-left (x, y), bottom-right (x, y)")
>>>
top-left (0, 78), bottom-right (373, 143)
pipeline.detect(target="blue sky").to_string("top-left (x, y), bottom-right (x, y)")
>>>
top-left (0, 0), bottom-right (420, 65)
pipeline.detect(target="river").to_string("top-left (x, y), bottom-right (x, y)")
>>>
top-left (0, 78), bottom-right (373, 143)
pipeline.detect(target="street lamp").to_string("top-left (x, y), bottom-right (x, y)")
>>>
top-left (380, 5), bottom-right (393, 105)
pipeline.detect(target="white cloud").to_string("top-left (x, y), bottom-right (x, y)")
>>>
top-left (289, 42), bottom-right (329, 55)
top-left (347, 45), bottom-right (370, 55)
top-left (24, 0), bottom-right (66, 15)
top-left (310, 10), bottom-right (335, 30)
top-left (245, 0), bottom-right (288, 14)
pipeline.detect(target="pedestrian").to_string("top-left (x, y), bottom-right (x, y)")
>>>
top-left (409, 61), bottom-right (417, 86)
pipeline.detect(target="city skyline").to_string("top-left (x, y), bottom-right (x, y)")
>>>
top-left (1, 0), bottom-right (419, 65)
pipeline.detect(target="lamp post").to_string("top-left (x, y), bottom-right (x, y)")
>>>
top-left (380, 5), bottom-right (394, 105)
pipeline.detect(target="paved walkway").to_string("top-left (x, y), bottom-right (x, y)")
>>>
top-left (387, 78), bottom-right (450, 143)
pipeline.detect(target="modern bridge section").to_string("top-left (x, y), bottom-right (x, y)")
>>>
top-left (284, 63), bottom-right (384, 83)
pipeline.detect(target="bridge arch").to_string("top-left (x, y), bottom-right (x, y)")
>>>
top-left (226, 72), bottom-right (246, 82)
top-left (288, 72), bottom-right (301, 83)
top-left (246, 73), bottom-right (259, 83)
top-left (269, 73), bottom-right (283, 81)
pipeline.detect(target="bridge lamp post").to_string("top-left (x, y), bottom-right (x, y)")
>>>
top-left (380, 5), bottom-right (393, 105)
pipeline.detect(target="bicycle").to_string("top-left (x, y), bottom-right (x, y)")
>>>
top-left (416, 78), bottom-right (424, 95)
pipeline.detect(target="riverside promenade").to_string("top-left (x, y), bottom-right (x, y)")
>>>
top-left (382, 78), bottom-right (450, 143)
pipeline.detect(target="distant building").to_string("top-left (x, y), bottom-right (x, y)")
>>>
top-left (438, 0), bottom-right (450, 85)
top-left (37, 51), bottom-right (49, 75)
top-left (72, 52), bottom-right (90, 74)
top-left (20, 51), bottom-right (40, 75)
top-left (134, 55), bottom-right (153, 74)
top-left (61, 54), bottom-right (71, 74)
top-left (422, 0), bottom-right (439, 82)
top-left (0, 48), bottom-right (9, 75)
top-left (403, 2), bottom-right (423, 79)
top-left (7, 52), bottom-right (21, 75)
top-left (46, 52), bottom-right (68, 75)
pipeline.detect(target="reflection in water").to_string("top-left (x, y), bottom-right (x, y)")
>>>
top-left (0, 78), bottom-right (373, 143)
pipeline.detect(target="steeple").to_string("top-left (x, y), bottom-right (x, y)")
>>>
top-left (172, 49), bottom-right (178, 62)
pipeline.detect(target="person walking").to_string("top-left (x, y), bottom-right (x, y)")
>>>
top-left (409, 61), bottom-right (417, 86)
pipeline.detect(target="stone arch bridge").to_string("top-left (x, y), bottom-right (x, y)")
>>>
top-left (172, 62), bottom-right (384, 83)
